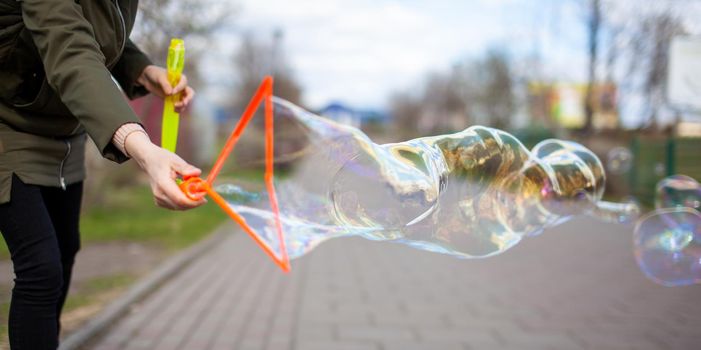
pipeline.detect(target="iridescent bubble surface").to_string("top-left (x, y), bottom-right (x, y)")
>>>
top-left (606, 147), bottom-right (633, 175)
top-left (215, 184), bottom-right (262, 204)
top-left (634, 208), bottom-right (701, 286)
top-left (632, 175), bottom-right (701, 286)
top-left (215, 98), bottom-right (639, 260)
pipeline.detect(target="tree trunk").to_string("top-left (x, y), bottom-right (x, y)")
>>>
top-left (584, 0), bottom-right (601, 132)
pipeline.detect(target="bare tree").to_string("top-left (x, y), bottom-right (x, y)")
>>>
top-left (233, 32), bottom-right (303, 111)
top-left (596, 0), bottom-right (690, 129)
top-left (634, 12), bottom-right (685, 127)
top-left (473, 49), bottom-right (516, 130)
top-left (452, 49), bottom-right (517, 130)
top-left (389, 48), bottom-right (517, 138)
top-left (389, 91), bottom-right (424, 140)
top-left (227, 32), bottom-right (305, 168)
top-left (583, 0), bottom-right (602, 132)
top-left (131, 0), bottom-right (233, 88)
top-left (388, 70), bottom-right (466, 139)
top-left (421, 69), bottom-right (467, 134)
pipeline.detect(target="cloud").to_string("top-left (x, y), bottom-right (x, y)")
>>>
top-left (207, 0), bottom-right (589, 109)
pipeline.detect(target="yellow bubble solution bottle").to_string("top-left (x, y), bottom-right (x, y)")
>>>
top-left (161, 38), bottom-right (185, 152)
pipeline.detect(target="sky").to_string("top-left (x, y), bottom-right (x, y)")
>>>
top-left (203, 0), bottom-right (587, 108)
top-left (199, 0), bottom-right (701, 128)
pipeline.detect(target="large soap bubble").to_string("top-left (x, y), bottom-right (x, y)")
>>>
top-left (215, 98), bottom-right (639, 260)
top-left (631, 174), bottom-right (701, 286)
top-left (634, 208), bottom-right (701, 286)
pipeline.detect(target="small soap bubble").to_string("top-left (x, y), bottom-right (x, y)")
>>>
top-left (606, 147), bottom-right (633, 175)
top-left (654, 162), bottom-right (666, 177)
top-left (654, 175), bottom-right (701, 211)
top-left (634, 208), bottom-right (701, 286)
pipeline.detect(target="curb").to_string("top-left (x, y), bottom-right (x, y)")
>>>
top-left (58, 224), bottom-right (231, 350)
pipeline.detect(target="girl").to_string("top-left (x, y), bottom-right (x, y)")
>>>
top-left (0, 0), bottom-right (205, 348)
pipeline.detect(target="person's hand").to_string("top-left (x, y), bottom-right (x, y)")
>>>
top-left (137, 65), bottom-right (195, 113)
top-left (124, 131), bottom-right (206, 210)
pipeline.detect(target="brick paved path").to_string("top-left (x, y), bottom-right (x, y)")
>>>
top-left (88, 217), bottom-right (701, 350)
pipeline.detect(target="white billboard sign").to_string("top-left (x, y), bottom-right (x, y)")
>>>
top-left (668, 36), bottom-right (701, 111)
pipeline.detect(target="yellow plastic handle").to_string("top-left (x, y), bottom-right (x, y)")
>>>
top-left (161, 38), bottom-right (185, 153)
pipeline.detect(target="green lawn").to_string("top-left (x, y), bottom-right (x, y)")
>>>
top-left (79, 186), bottom-right (226, 250)
top-left (62, 273), bottom-right (138, 311)
top-left (0, 184), bottom-right (227, 259)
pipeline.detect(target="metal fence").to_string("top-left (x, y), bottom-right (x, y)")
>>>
top-left (630, 136), bottom-right (701, 207)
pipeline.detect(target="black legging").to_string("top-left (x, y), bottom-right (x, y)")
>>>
top-left (0, 174), bottom-right (82, 350)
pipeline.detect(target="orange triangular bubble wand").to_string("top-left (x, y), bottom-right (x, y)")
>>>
top-left (178, 76), bottom-right (290, 272)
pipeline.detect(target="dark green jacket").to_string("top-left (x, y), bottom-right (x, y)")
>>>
top-left (0, 0), bottom-right (152, 203)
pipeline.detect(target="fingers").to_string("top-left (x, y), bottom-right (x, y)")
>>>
top-left (142, 135), bottom-right (206, 211)
top-left (143, 67), bottom-right (195, 107)
top-left (160, 177), bottom-right (204, 210)
top-left (149, 157), bottom-right (207, 210)
top-left (163, 72), bottom-right (194, 112)
top-left (154, 194), bottom-right (178, 211)
top-left (173, 74), bottom-right (188, 95)
top-left (158, 74), bottom-right (173, 96)
top-left (174, 86), bottom-right (195, 112)
top-left (163, 157), bottom-right (205, 210)
top-left (151, 184), bottom-right (179, 210)
top-left (172, 158), bottom-right (201, 178)
top-left (151, 173), bottom-right (206, 210)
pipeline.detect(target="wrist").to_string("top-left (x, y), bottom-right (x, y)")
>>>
top-left (136, 65), bottom-right (154, 86)
top-left (124, 131), bottom-right (155, 165)
top-left (113, 123), bottom-right (148, 156)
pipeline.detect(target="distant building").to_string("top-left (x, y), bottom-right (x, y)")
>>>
top-left (527, 82), bottom-right (619, 130)
top-left (319, 102), bottom-right (390, 128)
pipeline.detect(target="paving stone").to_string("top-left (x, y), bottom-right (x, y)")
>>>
top-left (501, 331), bottom-right (586, 350)
top-left (337, 326), bottom-right (415, 341)
top-left (577, 332), bottom-right (669, 350)
top-left (89, 345), bottom-right (122, 350)
top-left (382, 340), bottom-right (466, 350)
top-left (86, 219), bottom-right (701, 350)
top-left (295, 323), bottom-right (335, 342)
top-left (294, 340), bottom-right (379, 350)
top-left (417, 328), bottom-right (502, 347)
top-left (372, 311), bottom-right (447, 327)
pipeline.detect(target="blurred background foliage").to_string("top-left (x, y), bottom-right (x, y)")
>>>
top-left (81, 0), bottom-right (701, 217)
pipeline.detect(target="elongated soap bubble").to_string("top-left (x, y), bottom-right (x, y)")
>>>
top-left (654, 175), bottom-right (701, 211)
top-left (215, 98), bottom-right (639, 260)
top-left (606, 147), bottom-right (633, 175)
top-left (634, 208), bottom-right (701, 286)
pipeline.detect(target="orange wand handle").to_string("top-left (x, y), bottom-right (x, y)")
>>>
top-left (179, 177), bottom-right (208, 201)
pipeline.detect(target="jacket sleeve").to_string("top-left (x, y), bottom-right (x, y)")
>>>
top-left (112, 39), bottom-right (153, 100)
top-left (20, 0), bottom-right (140, 163)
